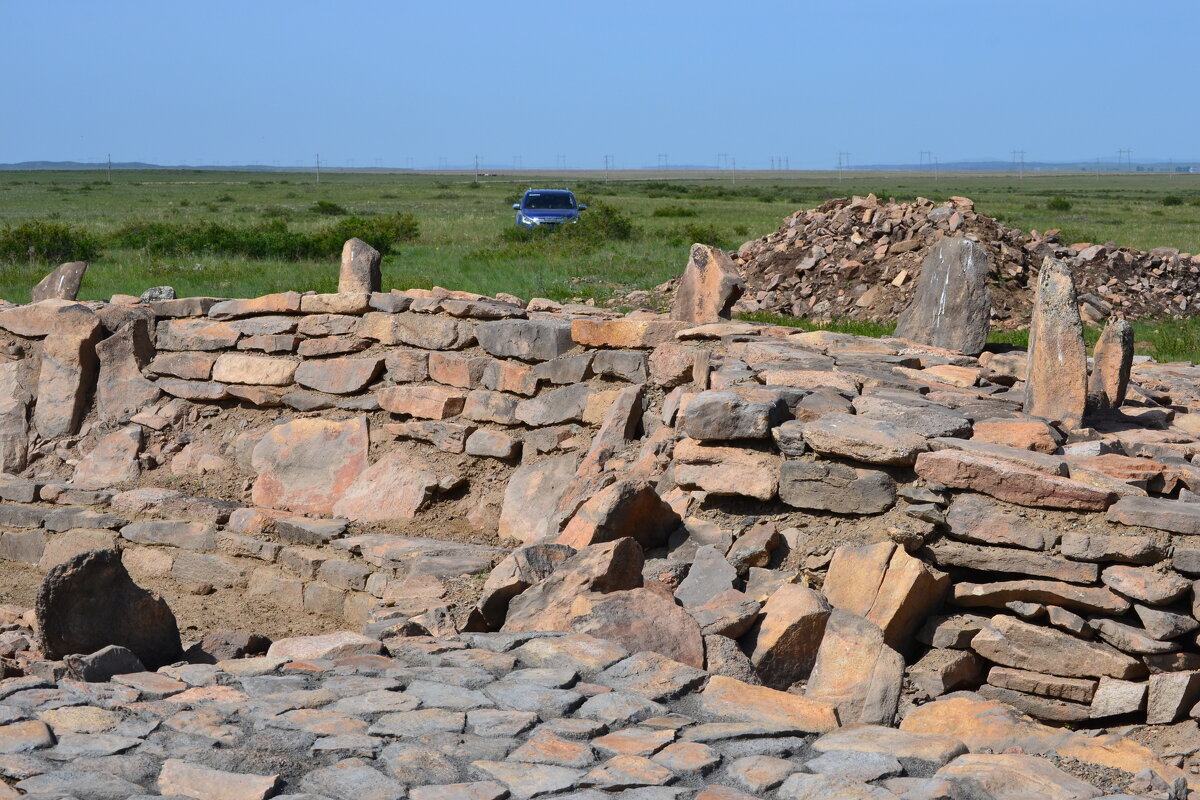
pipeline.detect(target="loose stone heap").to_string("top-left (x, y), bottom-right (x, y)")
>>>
top-left (2, 239), bottom-right (1200, 794)
top-left (730, 194), bottom-right (1200, 324)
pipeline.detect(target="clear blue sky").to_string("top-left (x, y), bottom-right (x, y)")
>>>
top-left (3, 1), bottom-right (1196, 170)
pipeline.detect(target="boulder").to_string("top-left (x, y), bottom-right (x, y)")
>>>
top-left (801, 413), bottom-right (928, 466)
top-left (95, 318), bottom-right (160, 424)
top-left (295, 357), bottom-right (384, 395)
top-left (498, 453), bottom-right (579, 544)
top-left (36, 548), bottom-right (182, 669)
top-left (1089, 317), bottom-right (1134, 409)
top-left (823, 541), bottom-right (949, 650)
top-left (670, 243), bottom-right (745, 324)
top-left (673, 438), bottom-right (780, 501)
top-left (475, 543), bottom-right (577, 629)
top-left (568, 587), bottom-right (705, 669)
top-left (674, 546), bottom-right (737, 608)
top-left (936, 753), bottom-right (1104, 800)
top-left (806, 610), bottom-right (905, 726)
top-left (72, 425), bottom-right (143, 490)
top-left (557, 479), bottom-right (681, 550)
top-left (902, 692), bottom-right (1184, 787)
top-left (31, 261), bottom-right (88, 302)
top-left (970, 615), bottom-right (1145, 680)
top-left (778, 460), bottom-right (895, 515)
top-left (339, 238), bottom-right (382, 294)
top-left (681, 390), bottom-right (783, 441)
top-left (915, 449), bottom-right (1115, 511)
top-left (741, 584), bottom-right (830, 689)
top-left (34, 330), bottom-right (102, 438)
top-left (1106, 495), bottom-right (1200, 535)
top-left (332, 452), bottom-right (439, 522)
top-left (250, 416), bottom-right (370, 515)
top-left (700, 674), bottom-right (838, 732)
top-left (945, 493), bottom-right (1057, 550)
top-left (893, 236), bottom-right (991, 356)
top-left (503, 539), bottom-right (644, 632)
top-left (1025, 258), bottom-right (1087, 429)
top-left (63, 644), bottom-right (145, 682)
top-left (476, 319), bottom-right (574, 362)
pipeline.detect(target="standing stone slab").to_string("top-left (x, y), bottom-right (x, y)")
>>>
top-left (893, 236), bottom-right (991, 355)
top-left (34, 329), bottom-right (102, 439)
top-left (36, 548), bottom-right (183, 669)
top-left (1025, 258), bottom-right (1087, 429)
top-left (95, 318), bottom-right (161, 424)
top-left (1089, 317), bottom-right (1134, 409)
top-left (670, 243), bottom-right (745, 324)
top-left (806, 610), bottom-right (905, 725)
top-left (31, 261), bottom-right (88, 302)
top-left (339, 238), bottom-right (382, 294)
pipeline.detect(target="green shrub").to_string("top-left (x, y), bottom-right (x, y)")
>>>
top-left (1047, 197), bottom-right (1072, 211)
top-left (311, 200), bottom-right (349, 216)
top-left (1161, 195), bottom-right (1183, 206)
top-left (109, 212), bottom-right (419, 260)
top-left (666, 222), bottom-right (727, 248)
top-left (0, 220), bottom-right (101, 264)
top-left (651, 205), bottom-right (698, 218)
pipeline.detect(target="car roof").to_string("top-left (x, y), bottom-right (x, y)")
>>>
top-left (524, 189), bottom-right (574, 194)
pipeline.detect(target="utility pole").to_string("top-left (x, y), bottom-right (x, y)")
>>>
top-left (837, 152), bottom-right (850, 181)
top-left (919, 150), bottom-right (931, 171)
top-left (933, 156), bottom-right (939, 183)
top-left (315, 153), bottom-right (320, 184)
top-left (604, 155), bottom-right (611, 184)
top-left (106, 153), bottom-right (112, 183)
top-left (731, 157), bottom-right (736, 188)
top-left (474, 155), bottom-right (480, 181)
top-left (1011, 149), bottom-right (1025, 180)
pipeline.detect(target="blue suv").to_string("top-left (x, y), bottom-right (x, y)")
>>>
top-left (513, 189), bottom-right (587, 228)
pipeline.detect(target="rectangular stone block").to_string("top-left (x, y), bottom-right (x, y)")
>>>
top-left (248, 567), bottom-right (304, 608)
top-left (378, 385), bottom-right (467, 419)
top-left (385, 350), bottom-right (429, 383)
top-left (170, 552), bottom-right (245, 588)
top-left (428, 352), bottom-right (490, 389)
top-left (303, 581), bottom-right (346, 617)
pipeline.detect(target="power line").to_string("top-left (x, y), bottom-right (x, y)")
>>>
top-left (603, 155), bottom-right (612, 184)
top-left (1011, 149), bottom-right (1025, 180)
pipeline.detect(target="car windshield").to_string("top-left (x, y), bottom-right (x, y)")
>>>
top-left (524, 193), bottom-right (575, 210)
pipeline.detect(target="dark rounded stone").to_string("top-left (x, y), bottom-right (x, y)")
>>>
top-left (36, 548), bottom-right (182, 669)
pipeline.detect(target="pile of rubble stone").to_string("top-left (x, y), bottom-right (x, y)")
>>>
top-left (1, 240), bottom-right (1200, 797)
top-left (728, 195), bottom-right (1200, 325)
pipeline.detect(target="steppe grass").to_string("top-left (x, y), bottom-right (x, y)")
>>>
top-left (1, 168), bottom-right (1199, 359)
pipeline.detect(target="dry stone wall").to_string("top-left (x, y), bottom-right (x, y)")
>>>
top-left (3, 282), bottom-right (1200, 746)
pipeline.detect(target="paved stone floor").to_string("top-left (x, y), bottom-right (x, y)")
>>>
top-left (0, 628), bottom-right (1175, 800)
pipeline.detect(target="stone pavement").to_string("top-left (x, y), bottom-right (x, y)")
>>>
top-left (0, 629), bottom-right (1186, 799)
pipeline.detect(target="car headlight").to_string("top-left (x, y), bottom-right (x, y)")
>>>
top-left (520, 214), bottom-right (538, 225)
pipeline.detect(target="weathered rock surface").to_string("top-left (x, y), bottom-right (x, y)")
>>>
top-left (251, 416), bottom-right (370, 515)
top-left (1025, 258), bottom-right (1087, 429)
top-left (340, 238), bottom-right (382, 294)
top-left (1089, 316), bottom-right (1134, 409)
top-left (893, 236), bottom-right (991, 355)
top-left (36, 548), bottom-right (182, 669)
top-left (31, 260), bottom-right (88, 302)
top-left (806, 610), bottom-right (905, 725)
top-left (670, 243), bottom-right (745, 324)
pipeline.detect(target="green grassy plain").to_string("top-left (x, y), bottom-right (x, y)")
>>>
top-left (2, 168), bottom-right (1199, 358)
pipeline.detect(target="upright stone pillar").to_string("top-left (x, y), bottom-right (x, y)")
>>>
top-left (1089, 317), bottom-right (1134, 409)
top-left (1025, 258), bottom-right (1087, 430)
top-left (339, 238), bottom-right (381, 294)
